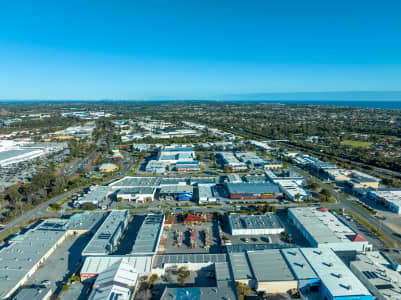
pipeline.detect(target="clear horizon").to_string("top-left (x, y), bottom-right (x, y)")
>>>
top-left (1, 1), bottom-right (401, 100)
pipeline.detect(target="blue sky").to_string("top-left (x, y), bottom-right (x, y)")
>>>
top-left (1, 0), bottom-right (401, 100)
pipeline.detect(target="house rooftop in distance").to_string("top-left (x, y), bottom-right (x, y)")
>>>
top-left (131, 214), bottom-right (164, 255)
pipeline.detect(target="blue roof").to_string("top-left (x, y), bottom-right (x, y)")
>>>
top-left (176, 161), bottom-right (199, 165)
top-left (175, 287), bottom-right (200, 300)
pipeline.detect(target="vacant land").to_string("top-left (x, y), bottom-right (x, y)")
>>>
top-left (342, 140), bottom-right (373, 148)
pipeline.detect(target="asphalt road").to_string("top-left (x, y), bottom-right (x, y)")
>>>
top-left (0, 188), bottom-right (81, 234)
top-left (291, 164), bottom-right (401, 246)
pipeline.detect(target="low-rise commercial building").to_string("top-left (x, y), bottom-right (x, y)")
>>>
top-left (228, 213), bottom-right (284, 235)
top-left (367, 189), bottom-right (401, 214)
top-left (82, 210), bottom-right (129, 256)
top-left (288, 207), bottom-right (371, 252)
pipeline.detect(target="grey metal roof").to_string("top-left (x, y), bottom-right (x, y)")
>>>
top-left (228, 252), bottom-right (253, 280)
top-left (228, 213), bottom-right (283, 230)
top-left (247, 250), bottom-right (295, 282)
top-left (226, 244), bottom-right (294, 253)
top-left (159, 185), bottom-right (193, 194)
top-left (117, 187), bottom-right (156, 195)
top-left (153, 253), bottom-right (227, 269)
top-left (198, 185), bottom-right (214, 198)
top-left (82, 210), bottom-right (129, 256)
top-left (190, 177), bottom-right (217, 185)
top-left (215, 262), bottom-right (233, 281)
top-left (13, 287), bottom-right (52, 300)
top-left (226, 182), bottom-right (280, 195)
top-left (66, 211), bottom-right (107, 232)
top-left (75, 186), bottom-right (110, 205)
top-left (244, 175), bottom-right (268, 183)
top-left (161, 281), bottom-right (238, 300)
top-left (111, 177), bottom-right (161, 188)
top-left (131, 214), bottom-right (164, 254)
top-left (0, 221), bottom-right (66, 298)
top-left (281, 248), bottom-right (318, 280)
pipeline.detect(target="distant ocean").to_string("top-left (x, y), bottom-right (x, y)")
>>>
top-left (236, 100), bottom-right (401, 110)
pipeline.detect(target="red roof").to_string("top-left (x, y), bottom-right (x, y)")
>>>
top-left (347, 234), bottom-right (367, 242)
top-left (318, 207), bottom-right (329, 212)
top-left (184, 214), bottom-right (203, 223)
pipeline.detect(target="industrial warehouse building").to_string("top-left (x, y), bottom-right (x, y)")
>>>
top-left (228, 213), bottom-right (284, 235)
top-left (82, 210), bottom-right (129, 256)
top-left (110, 176), bottom-right (161, 189)
top-left (152, 253), bottom-right (228, 274)
top-left (0, 220), bottom-right (69, 299)
top-left (225, 182), bottom-right (282, 199)
top-left (175, 161), bottom-right (200, 172)
top-left (217, 152), bottom-right (247, 171)
top-left (276, 180), bottom-right (308, 202)
top-left (198, 184), bottom-right (217, 203)
top-left (228, 248), bottom-right (372, 299)
top-left (350, 251), bottom-right (401, 300)
top-left (288, 207), bottom-right (371, 252)
top-left (88, 260), bottom-right (140, 300)
top-left (131, 214), bottom-right (165, 255)
top-left (116, 187), bottom-right (156, 203)
top-left (74, 185), bottom-right (112, 209)
top-left (301, 247), bottom-right (372, 300)
top-left (159, 185), bottom-right (193, 201)
top-left (80, 255), bottom-right (153, 280)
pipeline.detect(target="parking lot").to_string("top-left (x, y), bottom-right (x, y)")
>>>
top-left (335, 212), bottom-right (384, 249)
top-left (162, 220), bottom-right (222, 254)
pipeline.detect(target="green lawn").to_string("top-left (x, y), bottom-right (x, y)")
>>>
top-left (342, 140), bottom-right (373, 148)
